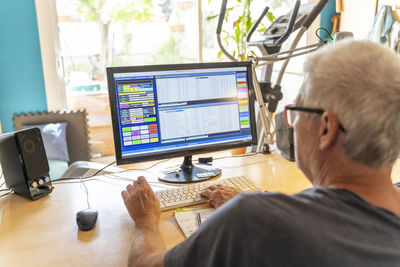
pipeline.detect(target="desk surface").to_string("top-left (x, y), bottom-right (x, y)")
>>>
top-left (1, 152), bottom-right (399, 267)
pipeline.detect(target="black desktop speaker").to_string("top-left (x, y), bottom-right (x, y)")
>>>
top-left (0, 128), bottom-right (52, 200)
top-left (275, 111), bottom-right (295, 162)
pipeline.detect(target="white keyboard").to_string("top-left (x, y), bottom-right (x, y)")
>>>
top-left (155, 176), bottom-right (262, 211)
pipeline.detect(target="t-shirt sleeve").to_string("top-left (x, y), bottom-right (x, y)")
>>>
top-left (164, 195), bottom-right (249, 267)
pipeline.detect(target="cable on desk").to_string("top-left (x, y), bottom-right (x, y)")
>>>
top-left (102, 174), bottom-right (171, 188)
top-left (111, 153), bottom-right (259, 178)
top-left (0, 170), bottom-right (4, 189)
top-left (53, 153), bottom-right (258, 187)
top-left (53, 173), bottom-right (171, 189)
top-left (0, 189), bottom-right (13, 198)
top-left (112, 158), bottom-right (171, 174)
top-left (91, 161), bottom-right (117, 176)
top-left (56, 158), bottom-right (172, 183)
top-left (0, 188), bottom-right (11, 192)
top-left (79, 176), bottom-right (91, 209)
top-left (213, 152), bottom-right (259, 161)
top-left (55, 161), bottom-right (116, 182)
top-left (53, 162), bottom-right (116, 209)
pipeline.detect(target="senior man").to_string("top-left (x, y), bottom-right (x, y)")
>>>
top-left (121, 40), bottom-right (400, 267)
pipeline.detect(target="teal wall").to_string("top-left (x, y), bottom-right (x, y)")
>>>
top-left (320, 0), bottom-right (337, 40)
top-left (0, 1), bottom-right (47, 133)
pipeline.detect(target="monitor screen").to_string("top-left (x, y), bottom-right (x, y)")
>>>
top-left (107, 62), bottom-right (257, 174)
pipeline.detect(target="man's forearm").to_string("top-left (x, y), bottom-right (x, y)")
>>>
top-left (128, 223), bottom-right (166, 267)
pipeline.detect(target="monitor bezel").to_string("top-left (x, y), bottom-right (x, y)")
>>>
top-left (107, 61), bottom-right (257, 166)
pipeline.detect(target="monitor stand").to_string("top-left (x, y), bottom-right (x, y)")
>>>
top-left (158, 155), bottom-right (221, 183)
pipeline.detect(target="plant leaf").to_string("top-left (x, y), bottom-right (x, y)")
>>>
top-left (206, 14), bottom-right (219, 21)
top-left (266, 12), bottom-right (275, 23)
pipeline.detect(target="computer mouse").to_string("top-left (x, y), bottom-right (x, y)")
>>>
top-left (76, 209), bottom-right (98, 231)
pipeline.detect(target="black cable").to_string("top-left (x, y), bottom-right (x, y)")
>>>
top-left (54, 152), bottom-right (257, 184)
top-left (315, 27), bottom-right (333, 42)
top-left (113, 158), bottom-right (171, 174)
top-left (0, 188), bottom-right (11, 192)
top-left (213, 152), bottom-right (259, 161)
top-left (0, 190), bottom-right (13, 198)
top-left (53, 174), bottom-right (171, 188)
top-left (91, 161), bottom-right (116, 176)
top-left (52, 158), bottom-right (171, 186)
top-left (0, 170), bottom-right (4, 188)
top-left (60, 158), bottom-right (172, 180)
top-left (0, 171), bottom-right (11, 197)
top-left (55, 159), bottom-right (169, 182)
top-left (56, 160), bottom-right (116, 182)
top-left (111, 153), bottom-right (256, 173)
top-left (0, 153), bottom-right (260, 198)
top-left (56, 160), bottom-right (111, 209)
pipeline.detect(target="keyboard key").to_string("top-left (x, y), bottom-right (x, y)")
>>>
top-left (155, 176), bottom-right (262, 211)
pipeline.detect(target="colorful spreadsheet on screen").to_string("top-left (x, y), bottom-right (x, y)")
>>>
top-left (117, 79), bottom-right (160, 146)
top-left (113, 67), bottom-right (254, 156)
top-left (236, 73), bottom-right (250, 129)
top-left (122, 124), bottom-right (159, 146)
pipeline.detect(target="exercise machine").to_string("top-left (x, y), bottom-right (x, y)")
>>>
top-left (216, 0), bottom-right (329, 155)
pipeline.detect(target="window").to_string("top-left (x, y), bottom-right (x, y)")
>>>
top-left (44, 0), bottom-right (303, 157)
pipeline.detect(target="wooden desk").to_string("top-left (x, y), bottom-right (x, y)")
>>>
top-left (0, 153), bottom-right (399, 266)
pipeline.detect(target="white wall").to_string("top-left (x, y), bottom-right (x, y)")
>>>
top-left (35, 0), bottom-right (67, 111)
top-left (340, 0), bottom-right (377, 39)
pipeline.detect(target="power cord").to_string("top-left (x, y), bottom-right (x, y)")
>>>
top-left (0, 190), bottom-right (13, 198)
top-left (52, 159), bottom-right (173, 189)
top-left (213, 152), bottom-right (259, 161)
top-left (0, 170), bottom-right (13, 197)
top-left (315, 27), bottom-right (333, 42)
top-left (55, 161), bottom-right (116, 182)
top-left (107, 158), bottom-right (171, 174)
top-left (55, 158), bottom-right (171, 182)
top-left (55, 152), bottom-right (257, 183)
top-left (0, 152), bottom-right (260, 198)
top-left (0, 177), bottom-right (13, 197)
top-left (0, 170), bottom-right (4, 188)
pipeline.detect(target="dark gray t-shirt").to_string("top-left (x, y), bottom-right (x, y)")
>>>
top-left (165, 188), bottom-right (400, 267)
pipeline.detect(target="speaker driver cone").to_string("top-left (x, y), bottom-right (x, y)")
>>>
top-left (22, 138), bottom-right (36, 154)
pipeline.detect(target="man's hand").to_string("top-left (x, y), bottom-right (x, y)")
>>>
top-left (121, 176), bottom-right (161, 227)
top-left (121, 177), bottom-right (166, 267)
top-left (200, 184), bottom-right (240, 208)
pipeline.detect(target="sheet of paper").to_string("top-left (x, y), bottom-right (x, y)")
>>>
top-left (174, 207), bottom-right (215, 238)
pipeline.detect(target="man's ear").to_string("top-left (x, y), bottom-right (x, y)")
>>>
top-left (319, 111), bottom-right (340, 150)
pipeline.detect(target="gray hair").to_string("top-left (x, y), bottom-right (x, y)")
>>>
top-left (298, 40), bottom-right (400, 168)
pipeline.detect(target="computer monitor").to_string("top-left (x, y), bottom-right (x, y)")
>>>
top-left (106, 61), bottom-right (257, 183)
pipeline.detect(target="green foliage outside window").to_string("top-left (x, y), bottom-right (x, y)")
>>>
top-left (148, 35), bottom-right (185, 65)
top-left (207, 0), bottom-right (293, 61)
top-left (73, 0), bottom-right (154, 80)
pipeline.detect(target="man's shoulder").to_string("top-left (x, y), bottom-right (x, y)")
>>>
top-left (236, 187), bottom-right (345, 210)
top-left (234, 187), bottom-right (400, 225)
top-left (231, 187), bottom-right (366, 222)
top-left (217, 189), bottom-right (316, 226)
top-left (238, 187), bottom-right (360, 205)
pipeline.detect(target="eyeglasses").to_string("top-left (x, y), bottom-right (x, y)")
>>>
top-left (284, 104), bottom-right (346, 132)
